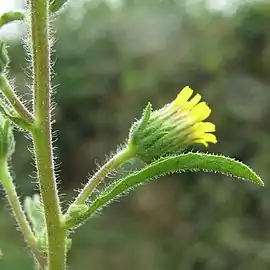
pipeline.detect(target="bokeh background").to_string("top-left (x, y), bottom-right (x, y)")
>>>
top-left (1, 0), bottom-right (270, 269)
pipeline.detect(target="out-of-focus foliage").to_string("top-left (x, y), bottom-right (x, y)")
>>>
top-left (1, 0), bottom-right (270, 269)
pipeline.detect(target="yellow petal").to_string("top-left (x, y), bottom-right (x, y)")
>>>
top-left (194, 139), bottom-right (209, 147)
top-left (202, 133), bottom-right (217, 144)
top-left (172, 86), bottom-right (193, 108)
top-left (183, 93), bottom-right (202, 111)
top-left (194, 133), bottom-right (217, 147)
top-left (195, 122), bottom-right (215, 133)
top-left (190, 102), bottom-right (211, 122)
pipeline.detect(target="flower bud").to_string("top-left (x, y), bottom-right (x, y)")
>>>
top-left (66, 204), bottom-right (88, 220)
top-left (128, 86), bottom-right (217, 162)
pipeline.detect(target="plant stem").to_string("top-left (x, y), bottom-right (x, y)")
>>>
top-left (72, 146), bottom-right (135, 206)
top-left (0, 161), bottom-right (46, 269)
top-left (28, 0), bottom-right (66, 269)
top-left (0, 75), bottom-right (34, 123)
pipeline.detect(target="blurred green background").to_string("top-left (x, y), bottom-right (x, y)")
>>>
top-left (1, 0), bottom-right (270, 269)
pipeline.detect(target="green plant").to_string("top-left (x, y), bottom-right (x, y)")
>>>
top-left (0, 1), bottom-right (263, 270)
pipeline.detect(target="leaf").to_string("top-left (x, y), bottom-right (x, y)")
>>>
top-left (0, 100), bottom-right (33, 131)
top-left (66, 152), bottom-right (263, 229)
top-left (23, 194), bottom-right (45, 237)
top-left (49, 0), bottom-right (69, 13)
top-left (0, 11), bottom-right (25, 28)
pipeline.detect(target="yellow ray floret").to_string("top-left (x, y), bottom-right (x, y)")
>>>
top-left (172, 86), bottom-right (193, 108)
top-left (171, 86), bottom-right (217, 147)
top-left (191, 102), bottom-right (211, 122)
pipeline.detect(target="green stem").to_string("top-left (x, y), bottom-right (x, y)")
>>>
top-left (0, 161), bottom-right (46, 268)
top-left (0, 75), bottom-right (34, 123)
top-left (28, 0), bottom-right (66, 269)
top-left (73, 145), bottom-right (135, 206)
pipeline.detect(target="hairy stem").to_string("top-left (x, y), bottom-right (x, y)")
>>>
top-left (0, 75), bottom-right (34, 123)
top-left (72, 145), bottom-right (135, 206)
top-left (28, 0), bottom-right (66, 269)
top-left (0, 161), bottom-right (46, 268)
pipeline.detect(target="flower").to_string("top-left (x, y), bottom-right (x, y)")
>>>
top-left (128, 86), bottom-right (217, 162)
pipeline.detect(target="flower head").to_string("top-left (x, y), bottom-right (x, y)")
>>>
top-left (128, 86), bottom-right (217, 162)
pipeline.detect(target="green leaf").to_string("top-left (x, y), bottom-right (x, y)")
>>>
top-left (66, 152), bottom-right (263, 229)
top-left (0, 11), bottom-right (25, 28)
top-left (49, 0), bottom-right (69, 13)
top-left (23, 194), bottom-right (45, 238)
top-left (0, 100), bottom-right (33, 131)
